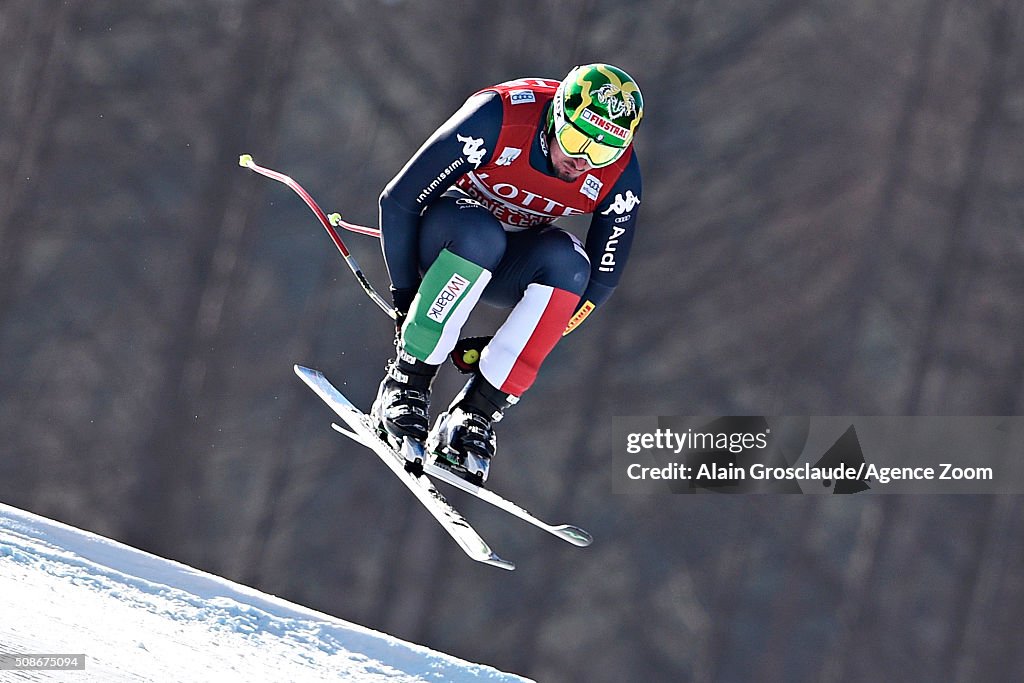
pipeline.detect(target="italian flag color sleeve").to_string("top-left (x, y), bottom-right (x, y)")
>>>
top-left (402, 249), bottom-right (492, 365)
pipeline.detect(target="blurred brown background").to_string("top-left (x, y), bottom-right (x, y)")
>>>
top-left (2, 1), bottom-right (1023, 681)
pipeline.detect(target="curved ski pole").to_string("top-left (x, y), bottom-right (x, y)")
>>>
top-left (327, 212), bottom-right (381, 239)
top-left (238, 154), bottom-right (394, 319)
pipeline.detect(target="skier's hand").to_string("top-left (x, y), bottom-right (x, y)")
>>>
top-left (450, 336), bottom-right (492, 374)
top-left (390, 286), bottom-right (417, 333)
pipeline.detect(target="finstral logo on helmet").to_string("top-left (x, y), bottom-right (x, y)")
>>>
top-left (567, 63), bottom-right (643, 148)
top-left (579, 108), bottom-right (630, 141)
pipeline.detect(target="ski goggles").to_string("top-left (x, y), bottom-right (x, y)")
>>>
top-left (554, 123), bottom-right (626, 167)
top-left (550, 98), bottom-right (628, 168)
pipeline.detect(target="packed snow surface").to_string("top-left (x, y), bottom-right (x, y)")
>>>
top-left (0, 502), bottom-right (531, 682)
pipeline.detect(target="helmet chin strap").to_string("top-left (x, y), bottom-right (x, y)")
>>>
top-left (542, 103), bottom-right (555, 150)
top-left (538, 111), bottom-right (554, 174)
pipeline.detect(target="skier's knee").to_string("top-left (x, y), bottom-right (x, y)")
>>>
top-left (419, 196), bottom-right (506, 271)
top-left (449, 220), bottom-right (506, 270)
top-left (535, 233), bottom-right (590, 295)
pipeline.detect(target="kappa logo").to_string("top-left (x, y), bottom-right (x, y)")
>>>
top-left (427, 273), bottom-right (471, 323)
top-left (456, 134), bottom-right (487, 168)
top-left (579, 174), bottom-right (603, 201)
top-left (509, 89), bottom-right (536, 105)
top-left (600, 190), bottom-right (641, 216)
top-left (494, 147), bottom-right (522, 166)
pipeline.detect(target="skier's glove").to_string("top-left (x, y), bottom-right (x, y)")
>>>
top-left (450, 336), bottom-right (492, 374)
top-left (390, 286), bottom-right (417, 333)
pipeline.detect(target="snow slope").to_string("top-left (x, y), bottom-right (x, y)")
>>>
top-left (0, 502), bottom-right (531, 682)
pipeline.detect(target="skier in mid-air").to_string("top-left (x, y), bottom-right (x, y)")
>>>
top-left (372, 63), bottom-right (644, 485)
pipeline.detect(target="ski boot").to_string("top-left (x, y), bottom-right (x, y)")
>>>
top-left (371, 347), bottom-right (438, 473)
top-left (427, 374), bottom-right (517, 486)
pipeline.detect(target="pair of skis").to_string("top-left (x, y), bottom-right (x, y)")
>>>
top-left (294, 365), bottom-right (591, 571)
top-left (238, 157), bottom-right (591, 569)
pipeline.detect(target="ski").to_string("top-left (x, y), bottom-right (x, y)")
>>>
top-left (294, 365), bottom-right (514, 571)
top-left (423, 461), bottom-right (593, 547)
top-left (331, 421), bottom-right (591, 547)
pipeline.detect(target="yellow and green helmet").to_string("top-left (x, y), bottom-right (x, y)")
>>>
top-left (548, 64), bottom-right (644, 167)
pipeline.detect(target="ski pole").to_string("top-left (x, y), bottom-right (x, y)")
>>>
top-left (238, 154), bottom-right (395, 319)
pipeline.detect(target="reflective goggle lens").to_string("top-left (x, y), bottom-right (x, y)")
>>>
top-left (555, 123), bottom-right (625, 167)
